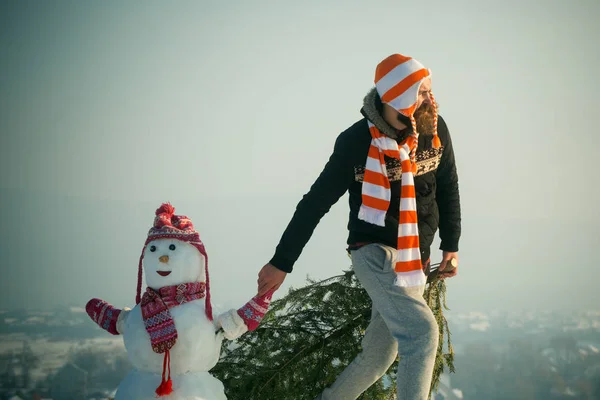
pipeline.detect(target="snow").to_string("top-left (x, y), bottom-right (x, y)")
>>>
top-left (469, 321), bottom-right (490, 332)
top-left (143, 239), bottom-right (206, 291)
top-left (111, 238), bottom-right (228, 399)
top-left (456, 311), bottom-right (489, 321)
top-left (122, 302), bottom-right (223, 375)
top-left (0, 333), bottom-right (124, 386)
top-left (29, 311), bottom-right (54, 316)
top-left (115, 369), bottom-right (226, 400)
top-left (24, 316), bottom-right (45, 324)
top-left (563, 321), bottom-right (596, 331)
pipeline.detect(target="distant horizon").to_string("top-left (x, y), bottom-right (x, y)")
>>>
top-left (2, 298), bottom-right (599, 316)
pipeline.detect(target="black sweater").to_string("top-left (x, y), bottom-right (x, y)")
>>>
top-left (269, 113), bottom-right (461, 273)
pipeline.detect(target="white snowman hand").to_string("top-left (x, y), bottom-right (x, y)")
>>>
top-left (216, 309), bottom-right (248, 340)
top-left (116, 307), bottom-right (131, 335)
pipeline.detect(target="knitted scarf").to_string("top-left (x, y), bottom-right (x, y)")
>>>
top-left (140, 281), bottom-right (207, 396)
top-left (358, 53), bottom-right (444, 287)
top-left (358, 121), bottom-right (426, 287)
top-left (141, 281), bottom-right (207, 352)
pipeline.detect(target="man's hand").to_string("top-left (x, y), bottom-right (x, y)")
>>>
top-left (438, 251), bottom-right (459, 279)
top-left (257, 263), bottom-right (287, 296)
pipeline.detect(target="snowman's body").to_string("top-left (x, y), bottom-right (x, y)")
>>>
top-left (115, 301), bottom-right (225, 400)
top-left (114, 236), bottom-right (227, 400)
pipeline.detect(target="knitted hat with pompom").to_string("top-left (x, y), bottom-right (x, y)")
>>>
top-left (135, 202), bottom-right (212, 321)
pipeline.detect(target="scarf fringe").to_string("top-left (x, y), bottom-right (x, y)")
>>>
top-left (358, 206), bottom-right (386, 227)
top-left (394, 270), bottom-right (427, 288)
top-left (155, 350), bottom-right (173, 396)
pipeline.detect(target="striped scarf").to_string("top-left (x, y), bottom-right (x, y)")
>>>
top-left (141, 281), bottom-right (207, 353)
top-left (359, 122), bottom-right (425, 287)
top-left (357, 53), bottom-right (442, 287)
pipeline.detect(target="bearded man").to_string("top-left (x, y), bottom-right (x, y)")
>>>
top-left (256, 53), bottom-right (462, 400)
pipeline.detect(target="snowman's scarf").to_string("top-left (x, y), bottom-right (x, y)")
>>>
top-left (141, 282), bottom-right (207, 353)
top-left (140, 282), bottom-right (207, 397)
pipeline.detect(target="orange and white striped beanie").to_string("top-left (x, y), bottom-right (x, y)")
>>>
top-left (358, 53), bottom-right (441, 288)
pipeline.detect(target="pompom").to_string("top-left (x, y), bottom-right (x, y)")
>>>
top-left (155, 378), bottom-right (173, 396)
top-left (155, 350), bottom-right (173, 396)
top-left (155, 203), bottom-right (175, 217)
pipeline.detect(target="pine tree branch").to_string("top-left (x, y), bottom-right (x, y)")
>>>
top-left (256, 307), bottom-right (371, 393)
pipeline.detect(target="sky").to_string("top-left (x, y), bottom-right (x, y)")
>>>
top-left (0, 0), bottom-right (599, 315)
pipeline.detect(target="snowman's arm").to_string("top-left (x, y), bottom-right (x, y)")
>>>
top-left (116, 307), bottom-right (131, 334)
top-left (216, 309), bottom-right (248, 340)
top-left (216, 289), bottom-right (276, 340)
top-left (85, 298), bottom-right (128, 336)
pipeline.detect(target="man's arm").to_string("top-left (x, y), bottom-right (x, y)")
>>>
top-left (435, 116), bottom-right (461, 254)
top-left (270, 130), bottom-right (358, 272)
top-left (257, 128), bottom-right (360, 295)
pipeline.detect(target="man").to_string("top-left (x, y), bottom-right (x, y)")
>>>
top-left (257, 53), bottom-right (461, 400)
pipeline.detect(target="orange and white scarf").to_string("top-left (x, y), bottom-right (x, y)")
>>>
top-left (358, 53), bottom-right (441, 287)
top-left (359, 122), bottom-right (425, 287)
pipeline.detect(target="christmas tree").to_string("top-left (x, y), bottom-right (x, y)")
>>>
top-left (212, 264), bottom-right (454, 400)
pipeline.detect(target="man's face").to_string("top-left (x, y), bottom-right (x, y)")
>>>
top-left (416, 77), bottom-right (433, 110)
top-left (382, 77), bottom-right (436, 134)
top-left (412, 78), bottom-right (436, 135)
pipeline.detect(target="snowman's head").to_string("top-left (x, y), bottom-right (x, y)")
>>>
top-left (143, 238), bottom-right (206, 290)
top-left (135, 202), bottom-right (213, 320)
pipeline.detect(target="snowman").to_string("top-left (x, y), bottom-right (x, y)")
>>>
top-left (85, 203), bottom-right (275, 400)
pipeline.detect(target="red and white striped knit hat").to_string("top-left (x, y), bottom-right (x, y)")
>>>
top-left (358, 53), bottom-right (441, 287)
top-left (135, 203), bottom-right (213, 320)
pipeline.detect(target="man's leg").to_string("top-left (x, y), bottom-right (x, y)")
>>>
top-left (317, 306), bottom-right (398, 400)
top-left (351, 243), bottom-right (438, 400)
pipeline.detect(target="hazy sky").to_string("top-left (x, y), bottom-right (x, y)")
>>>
top-left (1, 0), bottom-right (599, 314)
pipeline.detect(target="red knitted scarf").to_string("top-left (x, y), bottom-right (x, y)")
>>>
top-left (140, 281), bottom-right (207, 396)
top-left (141, 281), bottom-right (207, 353)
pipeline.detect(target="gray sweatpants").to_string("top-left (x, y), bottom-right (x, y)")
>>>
top-left (317, 243), bottom-right (438, 400)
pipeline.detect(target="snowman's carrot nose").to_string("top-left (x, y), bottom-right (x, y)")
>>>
top-left (159, 255), bottom-right (169, 263)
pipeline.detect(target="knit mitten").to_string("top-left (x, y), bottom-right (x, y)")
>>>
top-left (217, 289), bottom-right (275, 340)
top-left (217, 309), bottom-right (249, 340)
top-left (237, 288), bottom-right (275, 331)
top-left (86, 298), bottom-right (123, 335)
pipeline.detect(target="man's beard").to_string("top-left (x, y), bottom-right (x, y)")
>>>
top-left (396, 103), bottom-right (437, 135)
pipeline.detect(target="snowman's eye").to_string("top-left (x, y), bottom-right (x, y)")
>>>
top-left (150, 245), bottom-right (156, 252)
top-left (169, 244), bottom-right (176, 251)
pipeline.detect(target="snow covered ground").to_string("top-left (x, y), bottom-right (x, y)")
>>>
top-left (1, 306), bottom-right (599, 398)
top-left (0, 332), bottom-right (124, 388)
